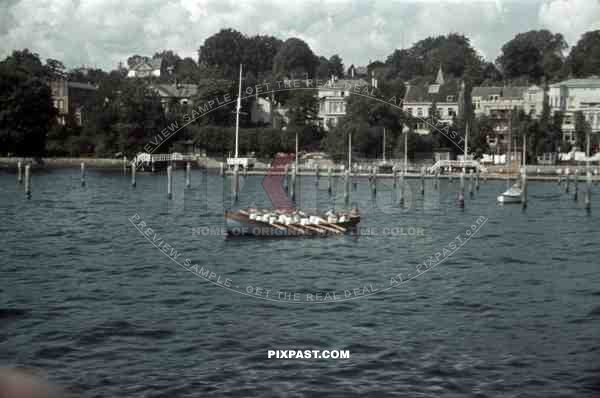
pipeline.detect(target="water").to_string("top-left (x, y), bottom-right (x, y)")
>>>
top-left (1, 169), bottom-right (599, 397)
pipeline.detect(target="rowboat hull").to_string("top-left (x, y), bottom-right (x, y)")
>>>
top-left (225, 211), bottom-right (360, 237)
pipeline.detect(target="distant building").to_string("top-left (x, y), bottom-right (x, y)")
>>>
top-left (402, 66), bottom-right (463, 135)
top-left (548, 77), bottom-right (600, 145)
top-left (127, 58), bottom-right (164, 78)
top-left (149, 83), bottom-right (198, 111)
top-left (50, 79), bottom-right (98, 126)
top-left (317, 77), bottom-right (370, 130)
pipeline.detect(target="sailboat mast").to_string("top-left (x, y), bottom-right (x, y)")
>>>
top-left (465, 121), bottom-right (469, 161)
top-left (235, 64), bottom-right (242, 159)
top-left (348, 131), bottom-right (352, 171)
top-left (404, 130), bottom-right (407, 174)
top-left (383, 127), bottom-right (386, 163)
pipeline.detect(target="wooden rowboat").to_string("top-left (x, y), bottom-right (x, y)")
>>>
top-left (224, 208), bottom-right (360, 237)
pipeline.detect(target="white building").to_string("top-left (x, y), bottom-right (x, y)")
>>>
top-left (317, 77), bottom-right (369, 130)
top-left (472, 85), bottom-right (544, 152)
top-left (548, 77), bottom-right (600, 145)
top-left (402, 67), bottom-right (462, 135)
top-left (127, 58), bottom-right (164, 78)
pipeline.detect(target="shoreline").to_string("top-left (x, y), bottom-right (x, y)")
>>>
top-left (1, 157), bottom-right (598, 182)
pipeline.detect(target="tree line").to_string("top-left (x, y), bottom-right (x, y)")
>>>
top-left (1, 28), bottom-right (600, 161)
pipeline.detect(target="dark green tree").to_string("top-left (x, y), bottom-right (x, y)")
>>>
top-left (567, 30), bottom-right (600, 77)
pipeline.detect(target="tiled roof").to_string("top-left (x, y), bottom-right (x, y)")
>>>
top-left (472, 86), bottom-right (526, 99)
top-left (151, 83), bottom-right (198, 98)
top-left (403, 78), bottom-right (461, 103)
top-left (550, 78), bottom-right (600, 88)
top-left (67, 81), bottom-right (98, 90)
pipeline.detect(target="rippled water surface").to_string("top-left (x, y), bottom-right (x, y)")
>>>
top-left (1, 168), bottom-right (599, 397)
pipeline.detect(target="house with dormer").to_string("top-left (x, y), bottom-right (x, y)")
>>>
top-left (127, 58), bottom-right (164, 78)
top-left (402, 66), bottom-right (463, 135)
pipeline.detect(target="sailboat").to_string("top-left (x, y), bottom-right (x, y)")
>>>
top-left (497, 116), bottom-right (524, 204)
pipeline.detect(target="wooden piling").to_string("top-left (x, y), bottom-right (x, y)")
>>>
top-left (80, 162), bottom-right (86, 187)
top-left (17, 160), bottom-right (22, 184)
top-left (434, 171), bottom-right (439, 190)
top-left (24, 164), bottom-right (31, 199)
top-left (585, 171), bottom-right (592, 210)
top-left (468, 170), bottom-right (474, 197)
top-left (392, 167), bottom-right (397, 189)
top-left (327, 167), bottom-right (332, 194)
top-left (290, 165), bottom-right (296, 202)
top-left (315, 164), bottom-right (320, 186)
top-left (371, 166), bottom-right (377, 197)
top-left (186, 162), bottom-right (191, 188)
top-left (232, 165), bottom-right (239, 202)
top-left (420, 167), bottom-right (425, 195)
top-left (574, 172), bottom-right (579, 201)
top-left (167, 165), bottom-right (173, 200)
top-left (475, 170), bottom-right (480, 191)
top-left (565, 170), bottom-right (570, 193)
top-left (457, 170), bottom-right (465, 208)
top-left (131, 163), bottom-right (136, 187)
top-left (220, 162), bottom-right (225, 177)
top-left (151, 159), bottom-right (155, 173)
top-left (399, 170), bottom-right (404, 206)
top-left (344, 168), bottom-right (349, 204)
top-left (123, 156), bottom-right (127, 175)
top-left (521, 167), bottom-right (527, 208)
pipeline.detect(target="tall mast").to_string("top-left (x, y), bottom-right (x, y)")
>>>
top-left (404, 130), bottom-right (407, 174)
top-left (507, 108), bottom-right (512, 187)
top-left (383, 127), bottom-right (386, 163)
top-left (465, 121), bottom-right (469, 161)
top-left (235, 64), bottom-right (242, 159)
top-left (348, 131), bottom-right (352, 171)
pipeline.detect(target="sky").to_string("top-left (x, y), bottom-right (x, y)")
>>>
top-left (0, 0), bottom-right (599, 71)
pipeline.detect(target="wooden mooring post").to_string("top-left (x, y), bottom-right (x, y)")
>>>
top-left (420, 167), bottom-right (425, 195)
top-left (468, 170), bottom-right (474, 197)
top-left (344, 168), bottom-right (350, 204)
top-left (521, 167), bottom-right (528, 209)
top-left (24, 164), bottom-right (31, 199)
top-left (457, 170), bottom-right (465, 208)
top-left (186, 162), bottom-right (191, 188)
top-left (327, 167), bottom-right (332, 195)
top-left (585, 171), bottom-right (592, 211)
top-left (370, 166), bottom-right (377, 197)
top-left (80, 162), bottom-right (86, 187)
top-left (123, 156), bottom-right (127, 175)
top-left (17, 160), bottom-right (23, 184)
top-left (167, 165), bottom-right (173, 200)
top-left (315, 164), bottom-right (320, 186)
top-left (574, 172), bottom-right (579, 201)
top-left (232, 165), bottom-right (239, 202)
top-left (393, 167), bottom-right (397, 189)
top-left (290, 165), bottom-right (296, 202)
top-left (475, 169), bottom-right (480, 191)
top-left (131, 163), bottom-right (136, 187)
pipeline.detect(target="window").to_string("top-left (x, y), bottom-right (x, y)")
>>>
top-left (448, 108), bottom-right (455, 117)
top-left (417, 107), bottom-right (423, 117)
top-left (446, 95), bottom-right (455, 102)
top-left (407, 107), bottom-right (413, 115)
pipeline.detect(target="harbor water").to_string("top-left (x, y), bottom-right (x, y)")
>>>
top-left (1, 169), bottom-right (599, 397)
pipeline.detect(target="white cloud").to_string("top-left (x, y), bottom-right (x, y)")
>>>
top-left (0, 0), bottom-right (599, 71)
top-left (539, 0), bottom-right (600, 46)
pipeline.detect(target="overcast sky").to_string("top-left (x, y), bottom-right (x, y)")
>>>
top-left (1, 0), bottom-right (599, 71)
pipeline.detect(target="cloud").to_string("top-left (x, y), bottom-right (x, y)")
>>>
top-left (538, 0), bottom-right (600, 46)
top-left (0, 0), bottom-right (598, 71)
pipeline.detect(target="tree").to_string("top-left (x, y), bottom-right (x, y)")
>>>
top-left (272, 38), bottom-right (317, 78)
top-left (0, 56), bottom-right (57, 157)
top-left (567, 30), bottom-right (600, 77)
top-left (328, 55), bottom-right (344, 78)
top-left (198, 28), bottom-right (247, 79)
top-left (46, 58), bottom-right (66, 79)
top-left (386, 34), bottom-right (484, 81)
top-left (127, 55), bottom-right (147, 69)
top-left (496, 30), bottom-right (567, 83)
top-left (574, 111), bottom-right (592, 151)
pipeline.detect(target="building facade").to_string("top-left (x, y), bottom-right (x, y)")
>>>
top-left (317, 78), bottom-right (369, 130)
top-left (50, 79), bottom-right (98, 126)
top-left (548, 78), bottom-right (600, 145)
top-left (402, 67), bottom-right (462, 135)
top-left (127, 58), bottom-right (164, 78)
